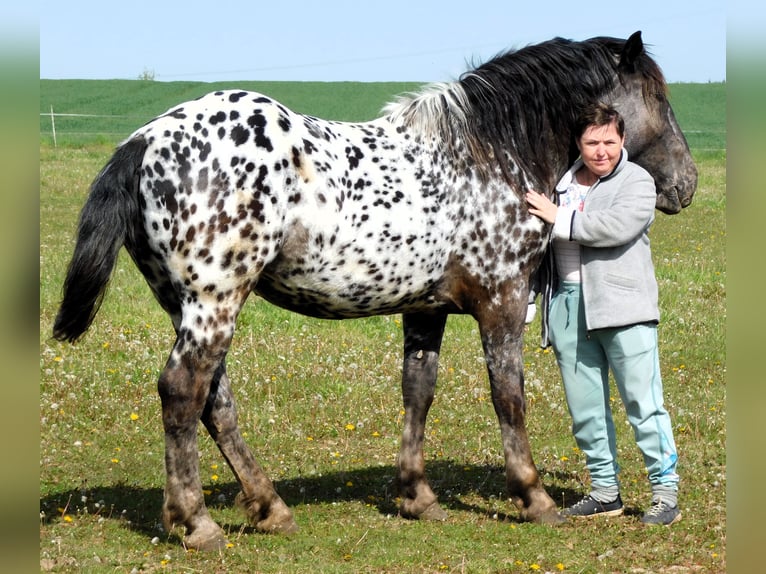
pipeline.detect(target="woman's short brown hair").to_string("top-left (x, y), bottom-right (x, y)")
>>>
top-left (575, 102), bottom-right (625, 140)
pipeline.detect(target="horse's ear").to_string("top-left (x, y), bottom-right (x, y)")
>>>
top-left (619, 31), bottom-right (644, 72)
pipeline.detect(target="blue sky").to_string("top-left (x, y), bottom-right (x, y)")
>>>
top-left (38, 1), bottom-right (726, 83)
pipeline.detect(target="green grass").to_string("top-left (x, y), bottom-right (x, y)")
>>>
top-left (667, 83), bottom-right (727, 151)
top-left (39, 82), bottom-right (725, 572)
top-left (39, 80), bottom-right (726, 151)
top-left (39, 80), bottom-right (424, 146)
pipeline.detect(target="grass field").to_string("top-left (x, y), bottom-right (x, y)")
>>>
top-left (39, 81), bottom-right (725, 572)
top-left (39, 80), bottom-right (726, 151)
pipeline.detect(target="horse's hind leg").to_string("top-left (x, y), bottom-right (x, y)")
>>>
top-left (201, 363), bottom-right (298, 534)
top-left (397, 312), bottom-right (449, 521)
top-left (158, 328), bottom-right (230, 550)
top-left (476, 303), bottom-right (564, 525)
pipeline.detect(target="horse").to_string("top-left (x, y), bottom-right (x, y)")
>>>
top-left (52, 31), bottom-right (697, 550)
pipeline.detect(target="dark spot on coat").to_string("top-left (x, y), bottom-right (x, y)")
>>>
top-left (231, 125), bottom-right (249, 146)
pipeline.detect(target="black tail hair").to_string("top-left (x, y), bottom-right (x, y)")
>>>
top-left (52, 136), bottom-right (148, 342)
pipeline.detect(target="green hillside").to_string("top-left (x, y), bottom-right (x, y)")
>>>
top-left (666, 82), bottom-right (727, 151)
top-left (39, 79), bottom-right (725, 151)
top-left (39, 80), bottom-right (422, 146)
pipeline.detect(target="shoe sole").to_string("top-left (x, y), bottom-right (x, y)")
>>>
top-left (566, 507), bottom-right (624, 519)
top-left (641, 511), bottom-right (682, 526)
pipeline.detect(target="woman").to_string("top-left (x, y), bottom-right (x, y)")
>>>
top-left (525, 102), bottom-right (680, 525)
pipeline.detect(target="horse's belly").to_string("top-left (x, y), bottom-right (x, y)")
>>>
top-left (255, 244), bottom-right (449, 318)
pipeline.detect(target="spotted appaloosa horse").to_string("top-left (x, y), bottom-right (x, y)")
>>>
top-left (53, 31), bottom-right (696, 549)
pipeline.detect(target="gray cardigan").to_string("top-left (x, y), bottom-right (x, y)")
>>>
top-left (537, 150), bottom-right (659, 345)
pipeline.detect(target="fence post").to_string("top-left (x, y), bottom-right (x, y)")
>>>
top-left (50, 106), bottom-right (57, 148)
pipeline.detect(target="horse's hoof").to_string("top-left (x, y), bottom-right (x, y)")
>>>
top-left (256, 516), bottom-right (299, 534)
top-left (253, 504), bottom-right (299, 534)
top-left (419, 502), bottom-right (448, 521)
top-left (399, 498), bottom-right (447, 521)
top-left (519, 507), bottom-right (567, 525)
top-left (237, 491), bottom-right (299, 534)
top-left (538, 509), bottom-right (567, 526)
top-left (184, 529), bottom-right (229, 551)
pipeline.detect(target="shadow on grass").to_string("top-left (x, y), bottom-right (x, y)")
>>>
top-left (39, 461), bottom-right (583, 538)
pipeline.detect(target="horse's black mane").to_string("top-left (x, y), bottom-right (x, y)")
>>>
top-left (461, 35), bottom-right (665, 185)
top-left (386, 35), bottom-right (666, 189)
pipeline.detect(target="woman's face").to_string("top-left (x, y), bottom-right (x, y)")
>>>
top-left (576, 121), bottom-right (625, 178)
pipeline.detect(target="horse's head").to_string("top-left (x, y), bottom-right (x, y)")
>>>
top-left (607, 31), bottom-right (697, 214)
top-left (385, 32), bottom-right (697, 214)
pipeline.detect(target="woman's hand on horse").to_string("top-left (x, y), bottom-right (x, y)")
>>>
top-left (525, 191), bottom-right (557, 224)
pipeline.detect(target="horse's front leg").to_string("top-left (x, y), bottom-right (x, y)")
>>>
top-left (201, 362), bottom-right (297, 534)
top-left (158, 331), bottom-right (230, 550)
top-left (476, 303), bottom-right (564, 525)
top-left (397, 312), bottom-right (449, 521)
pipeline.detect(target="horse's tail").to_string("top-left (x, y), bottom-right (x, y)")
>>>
top-left (52, 136), bottom-right (148, 343)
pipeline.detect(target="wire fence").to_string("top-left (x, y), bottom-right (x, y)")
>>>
top-left (40, 108), bottom-right (149, 147)
top-left (40, 109), bottom-right (727, 152)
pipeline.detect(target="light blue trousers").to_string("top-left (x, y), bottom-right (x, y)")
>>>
top-left (549, 282), bottom-right (679, 492)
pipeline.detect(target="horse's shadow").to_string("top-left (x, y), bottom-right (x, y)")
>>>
top-left (39, 461), bottom-right (585, 538)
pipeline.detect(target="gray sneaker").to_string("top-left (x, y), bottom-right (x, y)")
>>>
top-left (563, 494), bottom-right (624, 518)
top-left (640, 499), bottom-right (681, 525)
